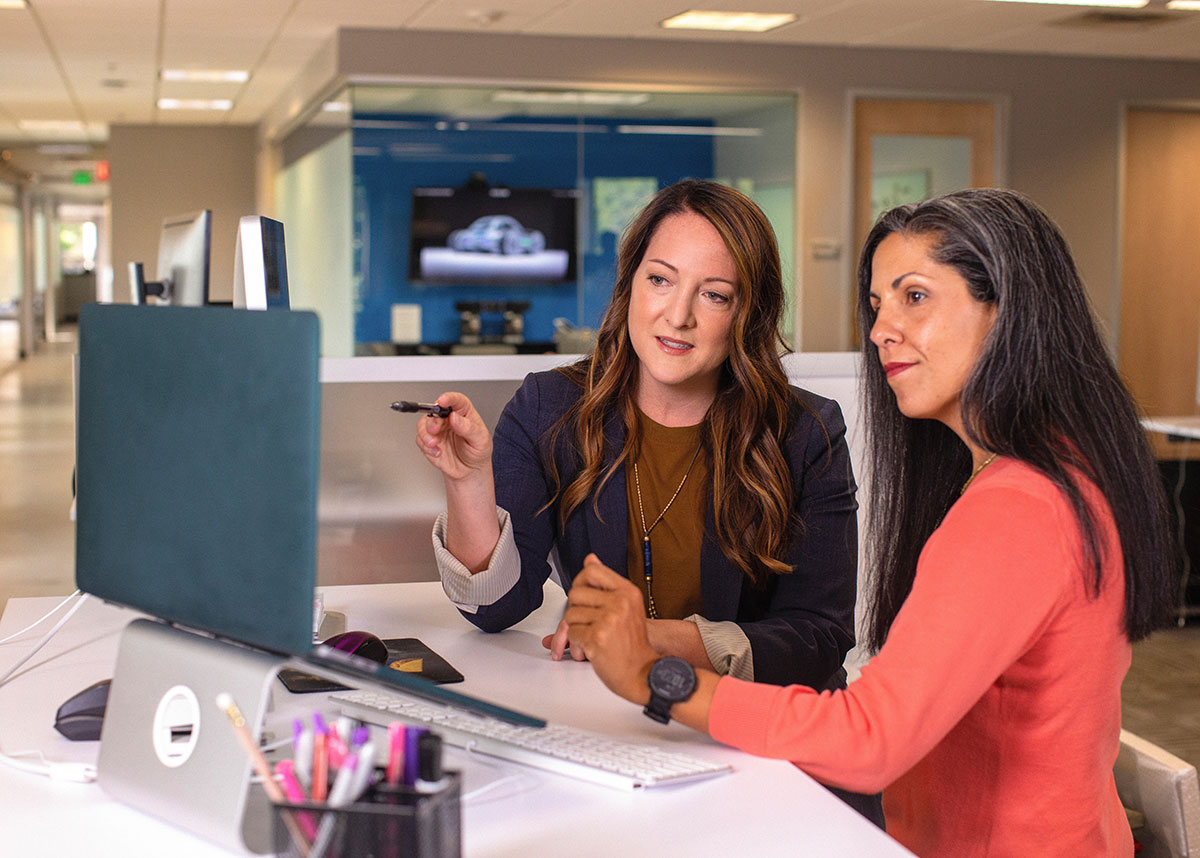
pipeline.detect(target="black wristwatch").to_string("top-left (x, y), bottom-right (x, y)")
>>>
top-left (643, 656), bottom-right (697, 724)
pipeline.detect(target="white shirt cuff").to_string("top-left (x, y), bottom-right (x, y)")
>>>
top-left (432, 507), bottom-right (521, 613)
top-left (686, 615), bottom-right (755, 681)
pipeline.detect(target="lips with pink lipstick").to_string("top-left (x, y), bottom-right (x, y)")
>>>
top-left (656, 336), bottom-right (693, 353)
top-left (883, 361), bottom-right (913, 378)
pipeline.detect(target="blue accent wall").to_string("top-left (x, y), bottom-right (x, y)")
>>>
top-left (352, 115), bottom-right (715, 345)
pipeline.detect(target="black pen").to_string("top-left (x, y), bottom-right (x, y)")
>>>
top-left (390, 400), bottom-right (452, 418)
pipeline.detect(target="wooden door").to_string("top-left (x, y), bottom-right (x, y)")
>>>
top-left (1119, 108), bottom-right (1200, 459)
top-left (851, 98), bottom-right (996, 341)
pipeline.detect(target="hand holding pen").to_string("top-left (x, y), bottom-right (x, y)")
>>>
top-left (411, 392), bottom-right (493, 480)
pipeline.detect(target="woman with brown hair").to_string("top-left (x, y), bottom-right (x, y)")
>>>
top-left (416, 179), bottom-right (880, 820)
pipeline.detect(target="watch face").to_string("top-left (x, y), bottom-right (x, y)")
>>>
top-left (650, 657), bottom-right (696, 700)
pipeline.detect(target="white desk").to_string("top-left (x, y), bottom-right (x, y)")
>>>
top-left (1142, 416), bottom-right (1200, 442)
top-left (0, 583), bottom-right (911, 857)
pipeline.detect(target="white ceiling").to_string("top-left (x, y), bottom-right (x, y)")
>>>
top-left (1, 0), bottom-right (1198, 178)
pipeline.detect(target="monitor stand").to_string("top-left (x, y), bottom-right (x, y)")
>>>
top-left (97, 619), bottom-right (287, 854)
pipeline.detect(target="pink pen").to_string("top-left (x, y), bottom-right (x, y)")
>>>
top-left (386, 722), bottom-right (406, 787)
top-left (275, 759), bottom-right (318, 840)
top-left (275, 759), bottom-right (307, 803)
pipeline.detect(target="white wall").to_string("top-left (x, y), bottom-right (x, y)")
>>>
top-left (108, 125), bottom-right (257, 304)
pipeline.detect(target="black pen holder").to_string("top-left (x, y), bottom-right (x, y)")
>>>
top-left (272, 770), bottom-right (461, 858)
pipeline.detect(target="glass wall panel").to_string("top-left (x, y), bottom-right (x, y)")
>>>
top-left (280, 84), bottom-right (795, 355)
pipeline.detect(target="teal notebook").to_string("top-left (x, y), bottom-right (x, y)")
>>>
top-left (75, 304), bottom-right (321, 656)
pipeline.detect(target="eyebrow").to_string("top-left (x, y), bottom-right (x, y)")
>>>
top-left (645, 258), bottom-right (737, 288)
top-left (891, 270), bottom-right (922, 289)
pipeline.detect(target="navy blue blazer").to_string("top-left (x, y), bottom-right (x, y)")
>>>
top-left (466, 369), bottom-right (860, 692)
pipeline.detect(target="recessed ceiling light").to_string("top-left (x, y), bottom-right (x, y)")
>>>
top-left (1166, 0), bottom-right (1200, 8)
top-left (981, 0), bottom-right (1147, 6)
top-left (18, 119), bottom-right (85, 132)
top-left (660, 10), bottom-right (797, 32)
top-left (0, 0), bottom-right (28, 9)
top-left (493, 91), bottom-right (651, 106)
top-left (160, 69), bottom-right (250, 84)
top-left (157, 98), bottom-right (233, 111)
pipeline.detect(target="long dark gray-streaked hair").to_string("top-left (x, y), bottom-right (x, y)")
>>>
top-left (856, 188), bottom-right (1176, 652)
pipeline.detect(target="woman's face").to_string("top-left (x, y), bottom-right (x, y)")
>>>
top-left (627, 210), bottom-right (739, 421)
top-left (868, 231), bottom-right (996, 439)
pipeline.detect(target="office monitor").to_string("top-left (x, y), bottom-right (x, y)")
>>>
top-left (129, 210), bottom-right (212, 305)
top-left (74, 304), bottom-right (543, 727)
top-left (233, 215), bottom-right (290, 310)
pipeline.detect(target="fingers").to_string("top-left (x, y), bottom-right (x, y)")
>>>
top-left (544, 618), bottom-right (577, 662)
top-left (413, 391), bottom-right (493, 474)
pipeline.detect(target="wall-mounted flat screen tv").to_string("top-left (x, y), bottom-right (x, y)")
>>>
top-left (409, 185), bottom-right (579, 285)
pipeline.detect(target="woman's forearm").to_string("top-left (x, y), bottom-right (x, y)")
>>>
top-left (443, 466), bottom-right (501, 573)
top-left (646, 619), bottom-right (716, 671)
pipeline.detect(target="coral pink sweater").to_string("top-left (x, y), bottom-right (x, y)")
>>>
top-left (709, 458), bottom-right (1133, 857)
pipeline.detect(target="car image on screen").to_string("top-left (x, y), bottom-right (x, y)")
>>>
top-left (447, 215), bottom-right (547, 255)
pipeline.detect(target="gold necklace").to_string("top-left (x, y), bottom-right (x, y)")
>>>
top-left (633, 445), bottom-right (702, 620)
top-left (961, 452), bottom-right (998, 495)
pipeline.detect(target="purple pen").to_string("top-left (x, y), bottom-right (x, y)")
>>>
top-left (403, 726), bottom-right (424, 786)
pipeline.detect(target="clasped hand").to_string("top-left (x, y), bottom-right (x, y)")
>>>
top-left (557, 554), bottom-right (659, 705)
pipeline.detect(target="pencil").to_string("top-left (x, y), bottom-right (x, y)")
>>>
top-left (216, 692), bottom-right (312, 857)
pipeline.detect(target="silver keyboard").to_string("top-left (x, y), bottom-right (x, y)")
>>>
top-left (331, 687), bottom-right (732, 790)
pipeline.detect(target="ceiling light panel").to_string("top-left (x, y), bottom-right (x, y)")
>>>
top-left (660, 10), bottom-right (798, 32)
top-left (157, 98), bottom-right (234, 111)
top-left (1165, 0), bottom-right (1200, 8)
top-left (161, 69), bottom-right (250, 83)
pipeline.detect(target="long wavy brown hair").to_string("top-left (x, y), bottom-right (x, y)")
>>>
top-left (548, 180), bottom-right (805, 582)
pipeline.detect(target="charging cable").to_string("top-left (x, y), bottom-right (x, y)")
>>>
top-left (0, 589), bottom-right (85, 646)
top-left (0, 591), bottom-right (90, 686)
top-left (0, 590), bottom-right (98, 782)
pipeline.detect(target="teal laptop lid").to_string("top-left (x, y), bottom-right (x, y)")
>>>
top-left (75, 304), bottom-right (320, 656)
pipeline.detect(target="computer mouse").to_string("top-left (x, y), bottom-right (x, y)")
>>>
top-left (54, 678), bottom-right (111, 742)
top-left (321, 630), bottom-right (388, 665)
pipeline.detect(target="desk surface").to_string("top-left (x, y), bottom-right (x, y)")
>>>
top-left (1143, 416), bottom-right (1200, 441)
top-left (0, 583), bottom-right (910, 857)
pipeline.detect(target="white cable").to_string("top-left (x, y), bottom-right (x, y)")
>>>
top-left (461, 773), bottom-right (532, 804)
top-left (0, 592), bottom-right (90, 688)
top-left (0, 590), bottom-right (83, 645)
top-left (0, 749), bottom-right (96, 783)
top-left (0, 591), bottom-right (98, 782)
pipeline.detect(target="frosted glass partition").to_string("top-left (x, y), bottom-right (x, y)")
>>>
top-left (316, 351), bottom-right (863, 591)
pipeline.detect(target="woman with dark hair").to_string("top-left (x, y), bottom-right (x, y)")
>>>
top-left (564, 188), bottom-right (1177, 856)
top-left (417, 179), bottom-right (881, 821)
